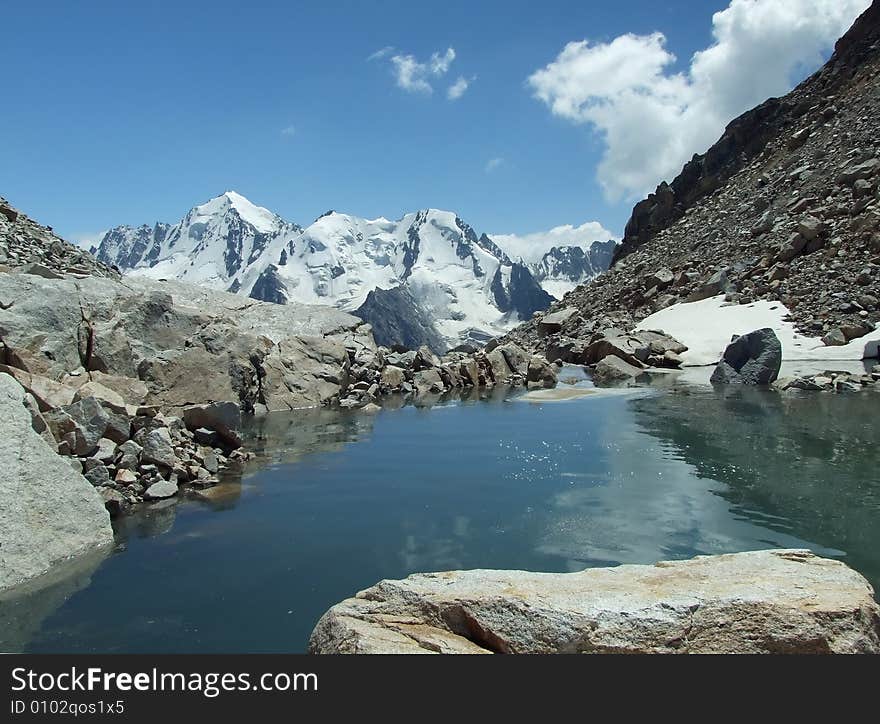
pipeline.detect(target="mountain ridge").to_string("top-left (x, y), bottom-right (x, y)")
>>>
top-left (92, 193), bottom-right (614, 351)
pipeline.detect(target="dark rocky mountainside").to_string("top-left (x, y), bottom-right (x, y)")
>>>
top-left (506, 1), bottom-right (880, 355)
top-left (355, 286), bottom-right (448, 353)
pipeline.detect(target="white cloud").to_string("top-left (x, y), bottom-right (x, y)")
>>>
top-left (69, 231), bottom-right (107, 250)
top-left (447, 75), bottom-right (475, 100)
top-left (490, 221), bottom-right (617, 264)
top-left (280, 125), bottom-right (296, 137)
top-left (387, 47), bottom-right (458, 94)
top-left (430, 48), bottom-right (456, 75)
top-left (484, 157), bottom-right (504, 173)
top-left (528, 0), bottom-right (871, 201)
top-left (367, 46), bottom-right (395, 62)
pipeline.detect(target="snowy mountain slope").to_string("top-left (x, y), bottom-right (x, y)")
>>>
top-left (488, 227), bottom-right (618, 298)
top-left (92, 192), bottom-right (555, 351)
top-left (530, 240), bottom-right (618, 298)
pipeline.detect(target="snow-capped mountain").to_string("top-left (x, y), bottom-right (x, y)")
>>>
top-left (92, 192), bottom-right (554, 352)
top-left (530, 240), bottom-right (618, 298)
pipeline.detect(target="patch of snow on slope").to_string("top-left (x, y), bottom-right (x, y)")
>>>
top-left (637, 296), bottom-right (880, 366)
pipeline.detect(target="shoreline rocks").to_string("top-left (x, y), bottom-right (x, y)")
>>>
top-left (309, 549), bottom-right (880, 654)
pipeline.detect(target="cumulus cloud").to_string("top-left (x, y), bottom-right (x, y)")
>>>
top-left (484, 157), bottom-right (504, 173)
top-left (489, 221), bottom-right (617, 264)
top-left (447, 75), bottom-right (475, 100)
top-left (528, 0), bottom-right (870, 201)
top-left (385, 47), bottom-right (460, 95)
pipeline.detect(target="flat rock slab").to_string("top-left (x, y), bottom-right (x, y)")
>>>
top-left (309, 550), bottom-right (880, 654)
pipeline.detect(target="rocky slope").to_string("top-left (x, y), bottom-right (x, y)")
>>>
top-left (92, 195), bottom-right (561, 351)
top-left (506, 1), bottom-right (880, 362)
top-left (309, 549), bottom-right (880, 654)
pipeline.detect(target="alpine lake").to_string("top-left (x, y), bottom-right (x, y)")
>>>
top-left (3, 362), bottom-right (878, 653)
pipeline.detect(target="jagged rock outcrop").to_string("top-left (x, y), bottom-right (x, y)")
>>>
top-left (309, 549), bottom-right (880, 654)
top-left (0, 373), bottom-right (113, 593)
top-left (504, 2), bottom-right (880, 360)
top-left (355, 286), bottom-right (447, 353)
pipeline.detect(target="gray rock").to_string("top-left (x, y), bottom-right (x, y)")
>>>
top-left (797, 216), bottom-right (826, 241)
top-left (526, 356), bottom-right (557, 389)
top-left (91, 437), bottom-right (117, 464)
top-left (379, 365), bottom-right (406, 390)
top-left (144, 480), bottom-right (178, 500)
top-left (135, 427), bottom-right (176, 469)
top-left (593, 355), bottom-right (647, 385)
top-left (309, 550), bottom-right (880, 654)
top-left (183, 402), bottom-right (242, 448)
top-left (822, 328), bottom-right (848, 346)
top-left (413, 369), bottom-right (444, 396)
top-left (537, 307), bottom-right (578, 336)
top-left (193, 427), bottom-right (219, 446)
top-left (710, 328), bottom-right (782, 385)
top-left (84, 464), bottom-right (111, 487)
top-left (0, 373), bottom-right (113, 593)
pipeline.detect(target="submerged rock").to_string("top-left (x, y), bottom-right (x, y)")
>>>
top-left (309, 550), bottom-right (880, 654)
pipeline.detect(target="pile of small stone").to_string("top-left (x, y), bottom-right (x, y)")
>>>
top-left (0, 196), bottom-right (118, 279)
top-left (336, 341), bottom-right (558, 409)
top-left (774, 366), bottom-right (880, 393)
top-left (8, 368), bottom-right (250, 517)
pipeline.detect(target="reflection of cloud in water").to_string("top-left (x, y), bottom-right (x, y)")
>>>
top-left (397, 515), bottom-right (473, 574)
top-left (535, 405), bottom-right (836, 569)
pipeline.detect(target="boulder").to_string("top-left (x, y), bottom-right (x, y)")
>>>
top-left (686, 269), bottom-right (733, 302)
top-left (135, 427), bottom-right (176, 469)
top-left (526, 356), bottom-right (557, 389)
top-left (592, 355), bottom-right (647, 385)
top-left (710, 328), bottom-right (782, 385)
top-left (380, 365), bottom-right (406, 390)
top-left (144, 480), bottom-right (178, 500)
top-left (485, 349), bottom-right (513, 382)
top-left (0, 373), bottom-right (113, 593)
top-left (413, 369), bottom-right (444, 396)
top-left (309, 550), bottom-right (880, 654)
top-left (72, 381), bottom-right (126, 411)
top-left (497, 343), bottom-right (530, 377)
top-left (537, 307), bottom-right (578, 336)
top-left (183, 402), bottom-right (242, 448)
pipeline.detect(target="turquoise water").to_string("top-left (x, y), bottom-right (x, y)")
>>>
top-left (3, 373), bottom-right (879, 652)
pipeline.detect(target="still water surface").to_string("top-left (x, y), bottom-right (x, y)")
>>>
top-left (3, 369), bottom-right (878, 652)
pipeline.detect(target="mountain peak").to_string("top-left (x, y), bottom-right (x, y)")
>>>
top-left (194, 191), bottom-right (282, 234)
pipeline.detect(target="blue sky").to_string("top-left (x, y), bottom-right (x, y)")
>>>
top-left (0, 0), bottom-right (867, 245)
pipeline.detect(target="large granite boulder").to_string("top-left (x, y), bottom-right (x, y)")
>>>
top-left (0, 273), bottom-right (370, 413)
top-left (309, 550), bottom-right (880, 654)
top-left (0, 373), bottom-right (113, 593)
top-left (710, 328), bottom-right (782, 385)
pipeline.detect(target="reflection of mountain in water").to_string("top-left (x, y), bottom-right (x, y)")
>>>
top-left (629, 385), bottom-right (880, 589)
